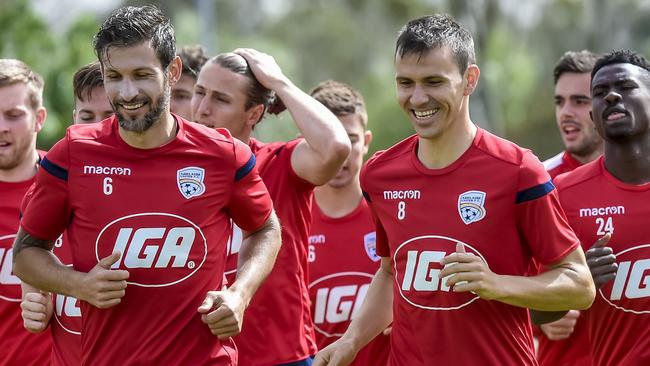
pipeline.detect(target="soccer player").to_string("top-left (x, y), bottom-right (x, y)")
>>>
top-left (192, 51), bottom-right (350, 365)
top-left (72, 61), bottom-right (113, 124)
top-left (554, 49), bottom-right (650, 366)
top-left (314, 14), bottom-right (595, 366)
top-left (307, 80), bottom-right (389, 365)
top-left (12, 6), bottom-right (281, 366)
top-left (171, 44), bottom-right (208, 120)
top-left (544, 50), bottom-right (603, 179)
top-left (536, 50), bottom-right (602, 366)
top-left (0, 58), bottom-right (51, 366)
top-left (18, 61), bottom-right (113, 366)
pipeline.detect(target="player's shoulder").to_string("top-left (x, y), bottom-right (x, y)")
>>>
top-left (365, 134), bottom-right (418, 170)
top-left (554, 158), bottom-right (602, 192)
top-left (66, 117), bottom-right (114, 142)
top-left (474, 128), bottom-right (530, 167)
top-left (181, 119), bottom-right (236, 147)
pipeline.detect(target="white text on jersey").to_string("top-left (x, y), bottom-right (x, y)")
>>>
top-left (314, 284), bottom-right (369, 324)
top-left (579, 205), bottom-right (625, 217)
top-left (611, 259), bottom-right (650, 301)
top-left (83, 165), bottom-right (132, 176)
top-left (383, 190), bottom-right (421, 200)
top-left (111, 227), bottom-right (195, 269)
top-left (0, 248), bottom-right (20, 285)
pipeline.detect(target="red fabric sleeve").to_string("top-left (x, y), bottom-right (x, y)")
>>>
top-left (226, 138), bottom-right (273, 232)
top-left (20, 139), bottom-right (71, 241)
top-left (516, 151), bottom-right (579, 266)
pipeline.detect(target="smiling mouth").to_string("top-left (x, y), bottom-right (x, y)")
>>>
top-left (412, 108), bottom-right (439, 120)
top-left (120, 102), bottom-right (145, 111)
top-left (0, 142), bottom-right (10, 147)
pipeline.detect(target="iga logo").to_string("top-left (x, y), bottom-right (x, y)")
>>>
top-left (600, 244), bottom-right (650, 314)
top-left (54, 293), bottom-right (81, 335)
top-left (95, 213), bottom-right (207, 287)
top-left (394, 235), bottom-right (486, 310)
top-left (0, 235), bottom-right (21, 302)
top-left (309, 272), bottom-right (373, 337)
top-left (177, 167), bottom-right (206, 199)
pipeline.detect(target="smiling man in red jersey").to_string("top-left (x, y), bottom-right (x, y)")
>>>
top-left (314, 14), bottom-right (595, 366)
top-left (544, 50), bottom-right (603, 179)
top-left (12, 6), bottom-right (281, 366)
top-left (0, 58), bottom-right (51, 366)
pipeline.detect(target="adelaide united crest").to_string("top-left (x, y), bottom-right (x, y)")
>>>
top-left (364, 232), bottom-right (380, 262)
top-left (458, 190), bottom-right (487, 225)
top-left (177, 167), bottom-right (206, 199)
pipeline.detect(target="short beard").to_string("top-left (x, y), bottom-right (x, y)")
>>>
top-left (116, 90), bottom-right (169, 133)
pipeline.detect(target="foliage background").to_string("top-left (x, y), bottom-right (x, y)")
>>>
top-left (2, 0), bottom-right (650, 160)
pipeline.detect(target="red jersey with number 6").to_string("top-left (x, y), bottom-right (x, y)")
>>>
top-left (308, 198), bottom-right (390, 366)
top-left (20, 116), bottom-right (273, 366)
top-left (360, 128), bottom-right (579, 366)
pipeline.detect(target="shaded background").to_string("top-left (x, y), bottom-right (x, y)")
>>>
top-left (2, 0), bottom-right (650, 160)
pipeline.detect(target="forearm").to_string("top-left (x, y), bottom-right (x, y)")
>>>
top-left (496, 265), bottom-right (594, 311)
top-left (14, 246), bottom-right (82, 298)
top-left (230, 212), bottom-right (281, 305)
top-left (339, 261), bottom-right (393, 350)
top-left (275, 80), bottom-right (350, 168)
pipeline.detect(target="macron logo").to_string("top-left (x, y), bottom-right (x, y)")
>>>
top-left (83, 165), bottom-right (132, 176)
top-left (579, 205), bottom-right (625, 217)
top-left (383, 190), bottom-right (421, 200)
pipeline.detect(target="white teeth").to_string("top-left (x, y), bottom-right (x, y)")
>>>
top-left (413, 109), bottom-right (438, 119)
top-left (121, 102), bottom-right (144, 110)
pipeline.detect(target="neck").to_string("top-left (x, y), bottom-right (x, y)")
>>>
top-left (417, 115), bottom-right (477, 169)
top-left (0, 148), bottom-right (39, 183)
top-left (571, 145), bottom-right (604, 165)
top-left (604, 138), bottom-right (650, 184)
top-left (314, 180), bottom-right (363, 219)
top-left (119, 112), bottom-right (177, 149)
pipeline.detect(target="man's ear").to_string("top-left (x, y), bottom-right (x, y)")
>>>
top-left (363, 130), bottom-right (373, 155)
top-left (464, 64), bottom-right (480, 96)
top-left (246, 104), bottom-right (266, 129)
top-left (34, 107), bottom-right (47, 133)
top-left (168, 55), bottom-right (182, 86)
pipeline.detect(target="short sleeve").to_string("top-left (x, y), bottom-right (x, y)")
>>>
top-left (516, 151), bottom-right (579, 265)
top-left (20, 138), bottom-right (71, 241)
top-left (226, 138), bottom-right (273, 232)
